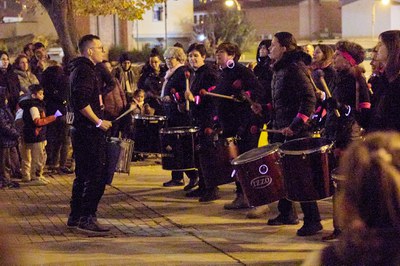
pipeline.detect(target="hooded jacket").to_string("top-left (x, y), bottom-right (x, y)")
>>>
top-left (271, 49), bottom-right (316, 135)
top-left (69, 57), bottom-right (103, 130)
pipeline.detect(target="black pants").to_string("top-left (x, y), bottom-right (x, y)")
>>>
top-left (70, 127), bottom-right (107, 219)
top-left (46, 117), bottom-right (70, 168)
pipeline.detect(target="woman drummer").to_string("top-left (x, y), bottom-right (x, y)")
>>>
top-left (212, 42), bottom-right (263, 210)
top-left (183, 43), bottom-right (219, 202)
top-left (160, 46), bottom-right (198, 190)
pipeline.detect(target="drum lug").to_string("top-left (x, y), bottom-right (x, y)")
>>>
top-left (302, 153), bottom-right (306, 160)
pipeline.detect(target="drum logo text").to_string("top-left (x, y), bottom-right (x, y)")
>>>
top-left (250, 176), bottom-right (273, 189)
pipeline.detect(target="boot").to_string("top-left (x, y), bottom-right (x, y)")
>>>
top-left (224, 193), bottom-right (250, 210)
top-left (296, 222), bottom-right (323, 236)
top-left (184, 176), bottom-right (198, 191)
top-left (199, 187), bottom-right (220, 202)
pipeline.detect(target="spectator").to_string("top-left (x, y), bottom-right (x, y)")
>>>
top-left (19, 84), bottom-right (60, 185)
top-left (22, 43), bottom-right (34, 61)
top-left (0, 87), bottom-right (20, 189)
top-left (13, 54), bottom-right (39, 95)
top-left (112, 53), bottom-right (140, 102)
top-left (30, 42), bottom-right (49, 82)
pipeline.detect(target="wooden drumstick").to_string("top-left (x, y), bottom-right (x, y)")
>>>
top-left (199, 89), bottom-right (240, 101)
top-left (316, 70), bottom-right (340, 118)
top-left (259, 128), bottom-right (284, 134)
top-left (113, 104), bottom-right (135, 122)
top-left (185, 71), bottom-right (191, 112)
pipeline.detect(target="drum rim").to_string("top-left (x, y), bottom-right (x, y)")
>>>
top-left (278, 137), bottom-right (333, 155)
top-left (231, 143), bottom-right (280, 165)
top-left (133, 114), bottom-right (167, 120)
top-left (159, 126), bottom-right (200, 134)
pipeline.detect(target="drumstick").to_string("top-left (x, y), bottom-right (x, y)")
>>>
top-left (113, 104), bottom-right (134, 122)
top-left (316, 70), bottom-right (340, 118)
top-left (185, 71), bottom-right (190, 112)
top-left (259, 128), bottom-right (284, 134)
top-left (199, 89), bottom-right (240, 102)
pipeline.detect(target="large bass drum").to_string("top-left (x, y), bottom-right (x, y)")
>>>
top-left (231, 144), bottom-right (285, 207)
top-left (159, 126), bottom-right (199, 171)
top-left (279, 137), bottom-right (334, 202)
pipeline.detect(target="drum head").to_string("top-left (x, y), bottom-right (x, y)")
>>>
top-left (232, 143), bottom-right (280, 165)
top-left (133, 114), bottom-right (167, 121)
top-left (159, 126), bottom-right (200, 134)
top-left (279, 137), bottom-right (333, 155)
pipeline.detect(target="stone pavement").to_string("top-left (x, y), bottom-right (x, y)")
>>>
top-left (0, 159), bottom-right (333, 265)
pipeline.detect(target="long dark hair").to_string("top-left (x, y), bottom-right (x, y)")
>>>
top-left (274, 32), bottom-right (297, 52)
top-left (379, 30), bottom-right (400, 82)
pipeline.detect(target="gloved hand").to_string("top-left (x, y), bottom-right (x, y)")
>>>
top-left (54, 110), bottom-right (63, 117)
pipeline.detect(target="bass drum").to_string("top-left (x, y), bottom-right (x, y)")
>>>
top-left (279, 137), bottom-right (334, 202)
top-left (231, 143), bottom-right (285, 207)
top-left (199, 136), bottom-right (239, 188)
top-left (159, 126), bottom-right (199, 171)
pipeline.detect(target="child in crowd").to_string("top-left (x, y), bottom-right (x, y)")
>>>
top-left (0, 88), bottom-right (20, 189)
top-left (19, 84), bottom-right (62, 185)
top-left (131, 89), bottom-right (155, 116)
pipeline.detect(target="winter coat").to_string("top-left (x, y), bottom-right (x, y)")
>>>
top-left (20, 98), bottom-right (56, 143)
top-left (69, 57), bottom-right (103, 130)
top-left (112, 65), bottom-right (140, 96)
top-left (14, 69), bottom-right (39, 95)
top-left (254, 56), bottom-right (273, 105)
top-left (103, 78), bottom-right (127, 119)
top-left (376, 74), bottom-right (400, 131)
top-left (270, 50), bottom-right (316, 136)
top-left (0, 69), bottom-right (21, 114)
top-left (42, 65), bottom-right (70, 115)
top-left (137, 64), bottom-right (167, 96)
top-left (0, 105), bottom-right (19, 148)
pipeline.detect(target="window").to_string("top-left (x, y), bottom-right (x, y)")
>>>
top-left (153, 4), bottom-right (163, 21)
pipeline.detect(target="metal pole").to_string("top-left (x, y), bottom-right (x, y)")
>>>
top-left (164, 0), bottom-right (168, 48)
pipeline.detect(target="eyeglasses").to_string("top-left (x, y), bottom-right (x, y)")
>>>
top-left (90, 46), bottom-right (105, 53)
top-left (164, 57), bottom-right (175, 61)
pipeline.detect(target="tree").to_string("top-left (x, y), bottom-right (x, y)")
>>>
top-left (22, 0), bottom-right (165, 59)
top-left (193, 5), bottom-right (255, 57)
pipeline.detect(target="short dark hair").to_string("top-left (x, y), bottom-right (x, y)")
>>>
top-left (33, 42), bottom-right (45, 51)
top-left (335, 40), bottom-right (365, 65)
top-left (216, 42), bottom-right (241, 62)
top-left (187, 43), bottom-right (207, 57)
top-left (23, 43), bottom-right (33, 54)
top-left (29, 84), bottom-right (44, 95)
top-left (78, 34), bottom-right (100, 54)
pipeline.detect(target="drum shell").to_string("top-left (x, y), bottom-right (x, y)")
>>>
top-left (232, 144), bottom-right (285, 207)
top-left (331, 168), bottom-right (345, 193)
top-left (159, 126), bottom-right (199, 171)
top-left (133, 115), bottom-right (166, 153)
top-left (279, 137), bottom-right (334, 202)
top-left (106, 138), bottom-right (134, 185)
top-left (199, 137), bottom-right (238, 188)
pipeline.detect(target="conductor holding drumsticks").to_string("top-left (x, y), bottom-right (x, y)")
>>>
top-left (263, 32), bottom-right (323, 236)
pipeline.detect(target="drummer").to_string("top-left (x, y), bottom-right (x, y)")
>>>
top-left (212, 42), bottom-right (264, 210)
top-left (263, 32), bottom-right (322, 236)
top-left (183, 43), bottom-right (220, 202)
top-left (160, 46), bottom-right (199, 191)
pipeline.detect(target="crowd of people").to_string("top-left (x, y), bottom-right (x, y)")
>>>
top-left (1, 30), bottom-right (400, 260)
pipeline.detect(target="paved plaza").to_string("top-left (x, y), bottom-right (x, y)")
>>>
top-left (0, 159), bottom-right (334, 265)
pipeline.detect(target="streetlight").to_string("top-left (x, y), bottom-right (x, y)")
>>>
top-left (372, 0), bottom-right (390, 38)
top-left (225, 0), bottom-right (241, 11)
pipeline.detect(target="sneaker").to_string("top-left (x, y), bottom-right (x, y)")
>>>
top-left (186, 187), bottom-right (205, 198)
top-left (224, 194), bottom-right (250, 210)
top-left (77, 217), bottom-right (110, 233)
top-left (246, 205), bottom-right (269, 219)
top-left (267, 214), bottom-right (299, 225)
top-left (184, 177), bottom-right (199, 191)
top-left (297, 222), bottom-right (323, 236)
top-left (59, 167), bottom-right (74, 174)
top-left (322, 229), bottom-right (341, 241)
top-left (67, 216), bottom-right (80, 228)
top-left (199, 188), bottom-right (220, 202)
top-left (163, 179), bottom-right (184, 187)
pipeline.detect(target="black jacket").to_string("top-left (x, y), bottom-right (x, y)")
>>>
top-left (271, 50), bottom-right (316, 136)
top-left (138, 64), bottom-right (167, 96)
top-left (189, 63), bottom-right (219, 130)
top-left (0, 69), bottom-right (21, 114)
top-left (0, 104), bottom-right (19, 148)
top-left (213, 62), bottom-right (263, 137)
top-left (69, 57), bottom-right (103, 130)
top-left (42, 66), bottom-right (70, 115)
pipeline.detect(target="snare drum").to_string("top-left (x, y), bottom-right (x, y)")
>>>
top-left (279, 137), bottom-right (334, 202)
top-left (199, 136), bottom-right (239, 188)
top-left (159, 126), bottom-right (199, 171)
top-left (106, 138), bottom-right (134, 184)
top-left (133, 114), bottom-right (166, 153)
top-left (231, 144), bottom-right (285, 207)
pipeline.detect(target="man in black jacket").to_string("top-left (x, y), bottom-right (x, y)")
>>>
top-left (67, 34), bottom-right (112, 233)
